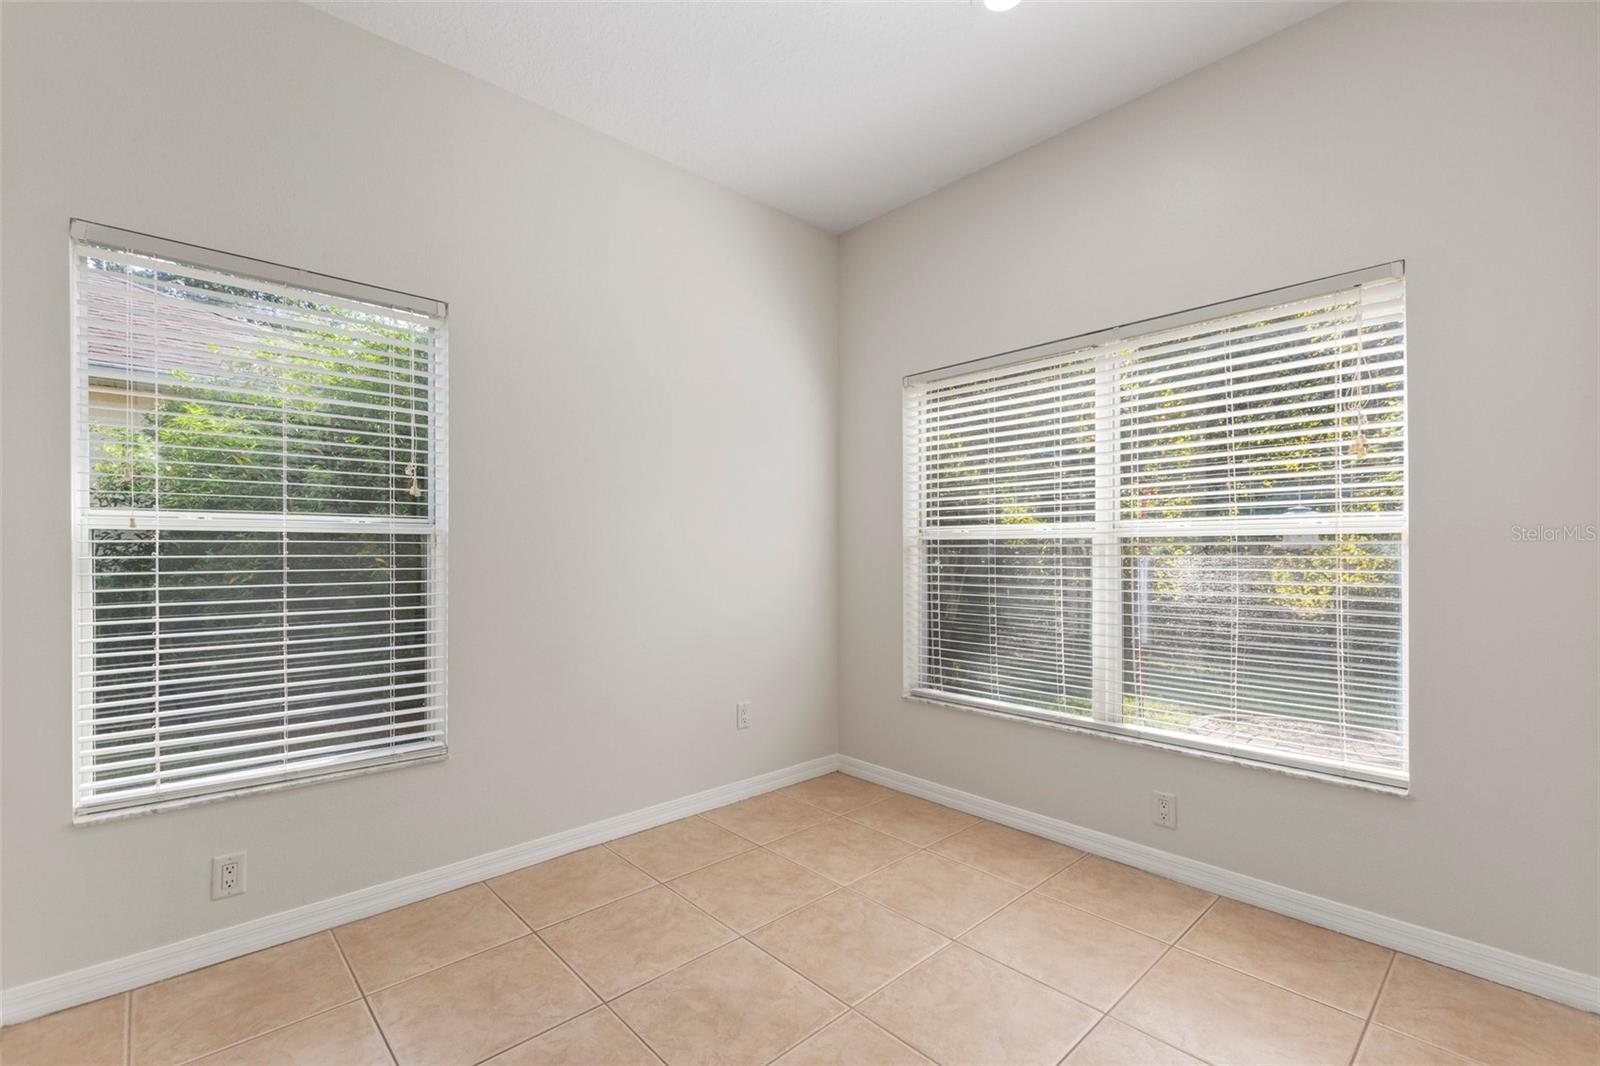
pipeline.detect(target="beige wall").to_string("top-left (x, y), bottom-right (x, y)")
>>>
top-left (1, 2), bottom-right (838, 986)
top-left (838, 2), bottom-right (1599, 974)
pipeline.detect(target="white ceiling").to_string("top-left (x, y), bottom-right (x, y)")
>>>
top-left (311, 1), bottom-right (1336, 232)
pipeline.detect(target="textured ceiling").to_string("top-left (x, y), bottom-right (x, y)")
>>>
top-left (310, 1), bottom-right (1336, 232)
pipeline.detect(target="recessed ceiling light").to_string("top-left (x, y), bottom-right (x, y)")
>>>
top-left (983, 0), bottom-right (1022, 11)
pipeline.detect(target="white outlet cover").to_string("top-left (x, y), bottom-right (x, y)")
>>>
top-left (211, 852), bottom-right (247, 899)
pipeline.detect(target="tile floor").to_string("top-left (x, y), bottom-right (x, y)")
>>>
top-left (4, 773), bottom-right (1598, 1066)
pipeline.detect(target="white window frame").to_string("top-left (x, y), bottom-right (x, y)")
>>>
top-left (69, 220), bottom-right (450, 820)
top-left (903, 263), bottom-right (1407, 791)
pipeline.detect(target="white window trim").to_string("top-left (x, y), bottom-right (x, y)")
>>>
top-left (68, 220), bottom-right (450, 821)
top-left (903, 263), bottom-right (1408, 792)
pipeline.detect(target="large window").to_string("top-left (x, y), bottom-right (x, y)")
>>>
top-left (904, 265), bottom-right (1406, 787)
top-left (70, 222), bottom-right (448, 817)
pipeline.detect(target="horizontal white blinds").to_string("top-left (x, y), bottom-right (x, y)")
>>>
top-left (906, 269), bottom-right (1407, 785)
top-left (72, 229), bottom-right (449, 815)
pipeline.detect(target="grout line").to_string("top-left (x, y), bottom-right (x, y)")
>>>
top-left (509, 949), bottom-right (653, 1066)
top-left (596, 840), bottom-right (669, 884)
top-left (1175, 892), bottom-right (1223, 942)
top-left (121, 991), bottom-right (132, 1066)
top-left (1355, 1022), bottom-right (1489, 1066)
top-left (1368, 950), bottom-right (1399, 1021)
top-left (467, 940), bottom-right (645, 1066)
top-left (360, 997), bottom-right (400, 1066)
top-left (608, 871), bottom-right (854, 1062)
top-left (327, 923), bottom-right (365, 992)
top-left (940, 935), bottom-right (1112, 1021)
top-left (758, 1010), bottom-right (852, 1066)
top-left (366, 930), bottom-right (540, 1000)
top-left (1053, 895), bottom-right (1223, 1066)
top-left (795, 898), bottom-right (947, 1008)
top-left (1030, 878), bottom-right (1212, 946)
top-left (478, 873), bottom-right (656, 937)
top-left (1161, 943), bottom-right (1381, 1021)
top-left (846, 1010), bottom-right (940, 1064)
top-left (596, 1002), bottom-right (666, 1066)
top-left (529, 928), bottom-right (608, 1005)
top-left (732, 935), bottom-right (850, 1064)
top-left (606, 842), bottom-right (759, 882)
top-left (171, 998), bottom-right (366, 1066)
top-left (917, 842), bottom-right (1065, 890)
top-left (739, 882), bottom-right (849, 940)
top-left (849, 941), bottom-right (988, 1065)
top-left (651, 877), bottom-right (757, 939)
top-left (1346, 952), bottom-right (1399, 1066)
top-left (550, 888), bottom-right (740, 1005)
top-left (459, 939), bottom-right (617, 1066)
top-left (1357, 955), bottom-right (1495, 1064)
top-left (530, 885), bottom-right (663, 933)
top-left (167, 935), bottom-right (370, 1066)
top-left (472, 879), bottom-right (534, 937)
top-left (759, 826), bottom-right (915, 886)
top-left (350, 923), bottom-right (531, 997)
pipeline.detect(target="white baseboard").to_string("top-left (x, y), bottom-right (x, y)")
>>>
top-left (837, 755), bottom-right (1600, 1014)
top-left (0, 754), bottom-right (841, 1026)
top-left (7, 751), bottom-right (1595, 1026)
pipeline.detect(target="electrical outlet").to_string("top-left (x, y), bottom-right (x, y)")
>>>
top-left (1153, 791), bottom-right (1177, 829)
top-left (211, 852), bottom-right (247, 899)
top-left (735, 701), bottom-right (751, 730)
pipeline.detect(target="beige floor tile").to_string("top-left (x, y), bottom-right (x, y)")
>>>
top-left (859, 944), bottom-right (1099, 1066)
top-left (1354, 1024), bottom-right (1478, 1065)
top-left (605, 817), bottom-right (751, 880)
top-left (961, 892), bottom-right (1165, 1010)
top-left (334, 883), bottom-right (528, 991)
top-left (845, 794), bottom-right (977, 846)
top-left (367, 934), bottom-right (597, 1065)
top-left (1178, 897), bottom-right (1393, 1015)
top-left (780, 773), bottom-right (896, 815)
top-left (1113, 949), bottom-right (1365, 1065)
top-left (611, 940), bottom-right (844, 1066)
top-left (1061, 1017), bottom-right (1202, 1065)
top-left (0, 993), bottom-right (127, 1066)
top-left (929, 821), bottom-right (1083, 887)
top-left (1372, 954), bottom-right (1600, 1065)
top-left (701, 792), bottom-right (833, 844)
top-left (539, 885), bottom-right (735, 999)
top-left (1037, 856), bottom-right (1215, 942)
top-left (485, 1007), bottom-right (662, 1065)
top-left (667, 848), bottom-right (833, 932)
top-left (190, 1002), bottom-right (393, 1066)
top-left (766, 818), bottom-right (917, 884)
top-left (853, 851), bottom-right (1020, 937)
top-left (749, 890), bottom-right (948, 1004)
top-left (772, 1012), bottom-right (933, 1066)
top-left (488, 846), bottom-right (656, 929)
top-left (130, 933), bottom-right (358, 1066)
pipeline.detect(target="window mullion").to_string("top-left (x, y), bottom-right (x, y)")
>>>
top-left (1091, 352), bottom-right (1123, 724)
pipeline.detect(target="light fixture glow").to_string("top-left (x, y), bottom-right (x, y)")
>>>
top-left (983, 0), bottom-right (1022, 11)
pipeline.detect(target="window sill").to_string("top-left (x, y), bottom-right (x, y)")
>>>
top-left (72, 749), bottom-right (448, 825)
top-left (903, 690), bottom-right (1409, 797)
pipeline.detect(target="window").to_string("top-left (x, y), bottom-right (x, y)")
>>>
top-left (70, 221), bottom-right (448, 817)
top-left (904, 265), bottom-right (1406, 787)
